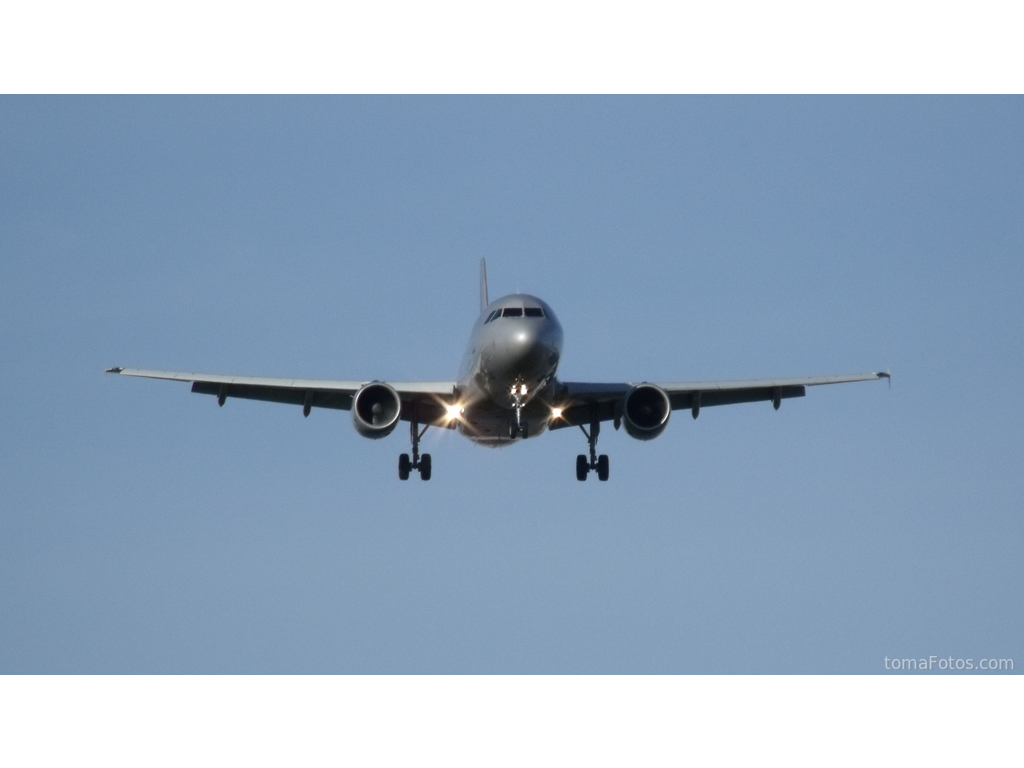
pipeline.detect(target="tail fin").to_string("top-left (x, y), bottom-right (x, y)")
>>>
top-left (479, 258), bottom-right (489, 312)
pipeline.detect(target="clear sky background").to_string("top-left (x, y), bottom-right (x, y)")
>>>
top-left (1, 97), bottom-right (1021, 673)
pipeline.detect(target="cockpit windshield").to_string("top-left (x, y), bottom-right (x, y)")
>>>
top-left (485, 306), bottom-right (545, 322)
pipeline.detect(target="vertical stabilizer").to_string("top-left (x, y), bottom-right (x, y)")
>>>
top-left (480, 258), bottom-right (489, 312)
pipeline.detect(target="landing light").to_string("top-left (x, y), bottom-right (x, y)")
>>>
top-left (445, 404), bottom-right (464, 420)
top-left (551, 407), bottom-right (563, 419)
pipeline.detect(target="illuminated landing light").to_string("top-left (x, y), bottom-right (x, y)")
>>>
top-left (445, 404), bottom-right (464, 420)
top-left (520, 384), bottom-right (528, 395)
top-left (551, 407), bottom-right (563, 419)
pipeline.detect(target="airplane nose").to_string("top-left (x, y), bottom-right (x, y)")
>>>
top-left (511, 325), bottom-right (538, 349)
top-left (503, 323), bottom-right (541, 358)
top-left (476, 314), bottom-right (562, 404)
top-left (491, 322), bottom-right (555, 375)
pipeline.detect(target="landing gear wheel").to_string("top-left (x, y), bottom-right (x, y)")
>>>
top-left (577, 417), bottom-right (609, 483)
top-left (398, 453), bottom-right (411, 481)
top-left (576, 454), bottom-right (589, 481)
top-left (420, 453), bottom-right (432, 481)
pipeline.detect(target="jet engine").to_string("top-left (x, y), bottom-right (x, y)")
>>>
top-left (352, 382), bottom-right (402, 439)
top-left (622, 384), bottom-right (671, 440)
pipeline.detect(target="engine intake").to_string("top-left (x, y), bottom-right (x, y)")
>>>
top-left (352, 382), bottom-right (402, 439)
top-left (622, 384), bottom-right (671, 440)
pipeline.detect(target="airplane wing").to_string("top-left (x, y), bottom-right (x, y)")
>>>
top-left (549, 372), bottom-right (890, 429)
top-left (105, 368), bottom-right (459, 426)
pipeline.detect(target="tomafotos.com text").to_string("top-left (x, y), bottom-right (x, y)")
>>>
top-left (884, 656), bottom-right (1014, 671)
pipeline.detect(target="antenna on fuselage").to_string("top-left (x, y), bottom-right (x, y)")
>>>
top-left (479, 258), bottom-right (489, 312)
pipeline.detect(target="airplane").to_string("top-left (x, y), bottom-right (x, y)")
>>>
top-left (106, 260), bottom-right (889, 481)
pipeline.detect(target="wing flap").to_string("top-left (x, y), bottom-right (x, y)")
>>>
top-left (189, 380), bottom-right (353, 410)
top-left (656, 372), bottom-right (889, 391)
top-left (668, 384), bottom-right (806, 410)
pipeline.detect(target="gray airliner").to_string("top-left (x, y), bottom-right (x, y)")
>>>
top-left (107, 260), bottom-right (889, 481)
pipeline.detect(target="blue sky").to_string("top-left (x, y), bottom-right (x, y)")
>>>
top-left (1, 97), bottom-right (1021, 673)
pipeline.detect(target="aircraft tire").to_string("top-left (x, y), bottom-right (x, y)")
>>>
top-left (398, 453), bottom-right (411, 481)
top-left (597, 454), bottom-right (609, 482)
top-left (420, 453), bottom-right (432, 481)
top-left (576, 454), bottom-right (589, 481)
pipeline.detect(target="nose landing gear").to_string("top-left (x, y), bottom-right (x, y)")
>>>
top-left (399, 421), bottom-right (432, 481)
top-left (576, 417), bottom-right (609, 481)
top-left (509, 383), bottom-right (527, 439)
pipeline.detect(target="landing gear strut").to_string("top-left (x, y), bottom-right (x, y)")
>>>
top-left (399, 421), bottom-right (431, 481)
top-left (576, 416), bottom-right (609, 481)
top-left (509, 384), bottom-right (527, 439)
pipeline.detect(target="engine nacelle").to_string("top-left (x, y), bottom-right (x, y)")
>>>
top-left (622, 383), bottom-right (671, 440)
top-left (352, 382), bottom-right (402, 439)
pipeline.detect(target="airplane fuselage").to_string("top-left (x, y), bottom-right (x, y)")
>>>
top-left (456, 294), bottom-right (564, 445)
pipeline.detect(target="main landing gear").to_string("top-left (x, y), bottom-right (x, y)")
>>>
top-left (399, 421), bottom-right (431, 481)
top-left (576, 417), bottom-right (609, 481)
